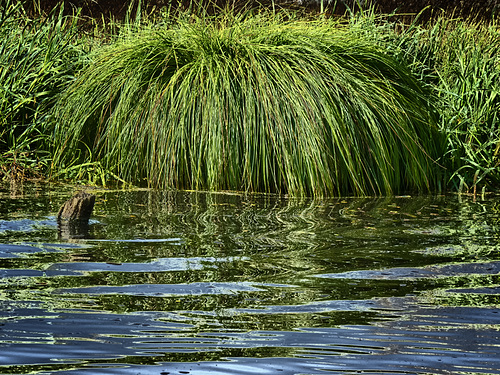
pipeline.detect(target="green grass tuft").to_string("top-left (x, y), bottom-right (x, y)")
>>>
top-left (50, 8), bottom-right (442, 196)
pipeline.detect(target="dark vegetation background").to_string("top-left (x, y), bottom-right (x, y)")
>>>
top-left (24, 0), bottom-right (500, 20)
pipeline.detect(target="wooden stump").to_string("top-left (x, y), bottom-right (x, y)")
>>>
top-left (57, 191), bottom-right (96, 239)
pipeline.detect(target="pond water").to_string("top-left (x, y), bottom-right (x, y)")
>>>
top-left (1, 182), bottom-right (499, 374)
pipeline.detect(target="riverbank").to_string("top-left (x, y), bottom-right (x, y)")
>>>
top-left (1, 0), bottom-right (499, 196)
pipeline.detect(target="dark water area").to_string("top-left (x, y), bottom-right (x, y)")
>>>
top-left (1, 182), bottom-right (500, 374)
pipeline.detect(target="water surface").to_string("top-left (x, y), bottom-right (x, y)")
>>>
top-left (1, 182), bottom-right (499, 374)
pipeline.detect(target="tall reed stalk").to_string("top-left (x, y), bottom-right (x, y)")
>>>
top-left (51, 8), bottom-right (443, 196)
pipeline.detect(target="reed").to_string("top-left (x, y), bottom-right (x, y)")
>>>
top-left (50, 7), bottom-right (442, 196)
top-left (391, 14), bottom-right (500, 193)
top-left (436, 19), bottom-right (500, 193)
top-left (0, 0), bottom-right (86, 178)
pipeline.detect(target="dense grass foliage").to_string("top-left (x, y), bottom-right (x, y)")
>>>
top-left (51, 10), bottom-right (442, 196)
top-left (0, 0), bottom-right (86, 179)
top-left (428, 20), bottom-right (500, 193)
top-left (391, 16), bottom-right (500, 193)
top-left (2, 1), bottom-right (498, 196)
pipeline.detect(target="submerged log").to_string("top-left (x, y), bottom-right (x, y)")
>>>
top-left (57, 191), bottom-right (96, 239)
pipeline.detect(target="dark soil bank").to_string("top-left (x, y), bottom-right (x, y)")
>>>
top-left (23, 0), bottom-right (500, 21)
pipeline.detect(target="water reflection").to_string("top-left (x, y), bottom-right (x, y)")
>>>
top-left (0, 183), bottom-right (499, 374)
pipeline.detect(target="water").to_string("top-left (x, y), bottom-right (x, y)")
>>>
top-left (1, 182), bottom-right (499, 374)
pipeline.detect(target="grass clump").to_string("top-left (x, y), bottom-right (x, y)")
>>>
top-left (51, 8), bottom-right (442, 196)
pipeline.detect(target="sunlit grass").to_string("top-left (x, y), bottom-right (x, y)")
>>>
top-left (387, 14), bottom-right (500, 193)
top-left (6, 1), bottom-right (495, 196)
top-left (0, 0), bottom-right (86, 179)
top-left (51, 8), bottom-right (442, 196)
top-left (434, 19), bottom-right (500, 194)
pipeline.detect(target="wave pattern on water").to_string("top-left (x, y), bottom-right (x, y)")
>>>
top-left (0, 186), bottom-right (499, 374)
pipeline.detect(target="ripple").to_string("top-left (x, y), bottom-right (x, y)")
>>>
top-left (55, 282), bottom-right (267, 296)
top-left (0, 242), bottom-right (82, 258)
top-left (314, 261), bottom-right (500, 280)
top-left (48, 256), bottom-right (247, 273)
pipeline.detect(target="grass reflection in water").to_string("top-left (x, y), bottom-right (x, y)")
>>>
top-left (0, 184), bottom-right (499, 374)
